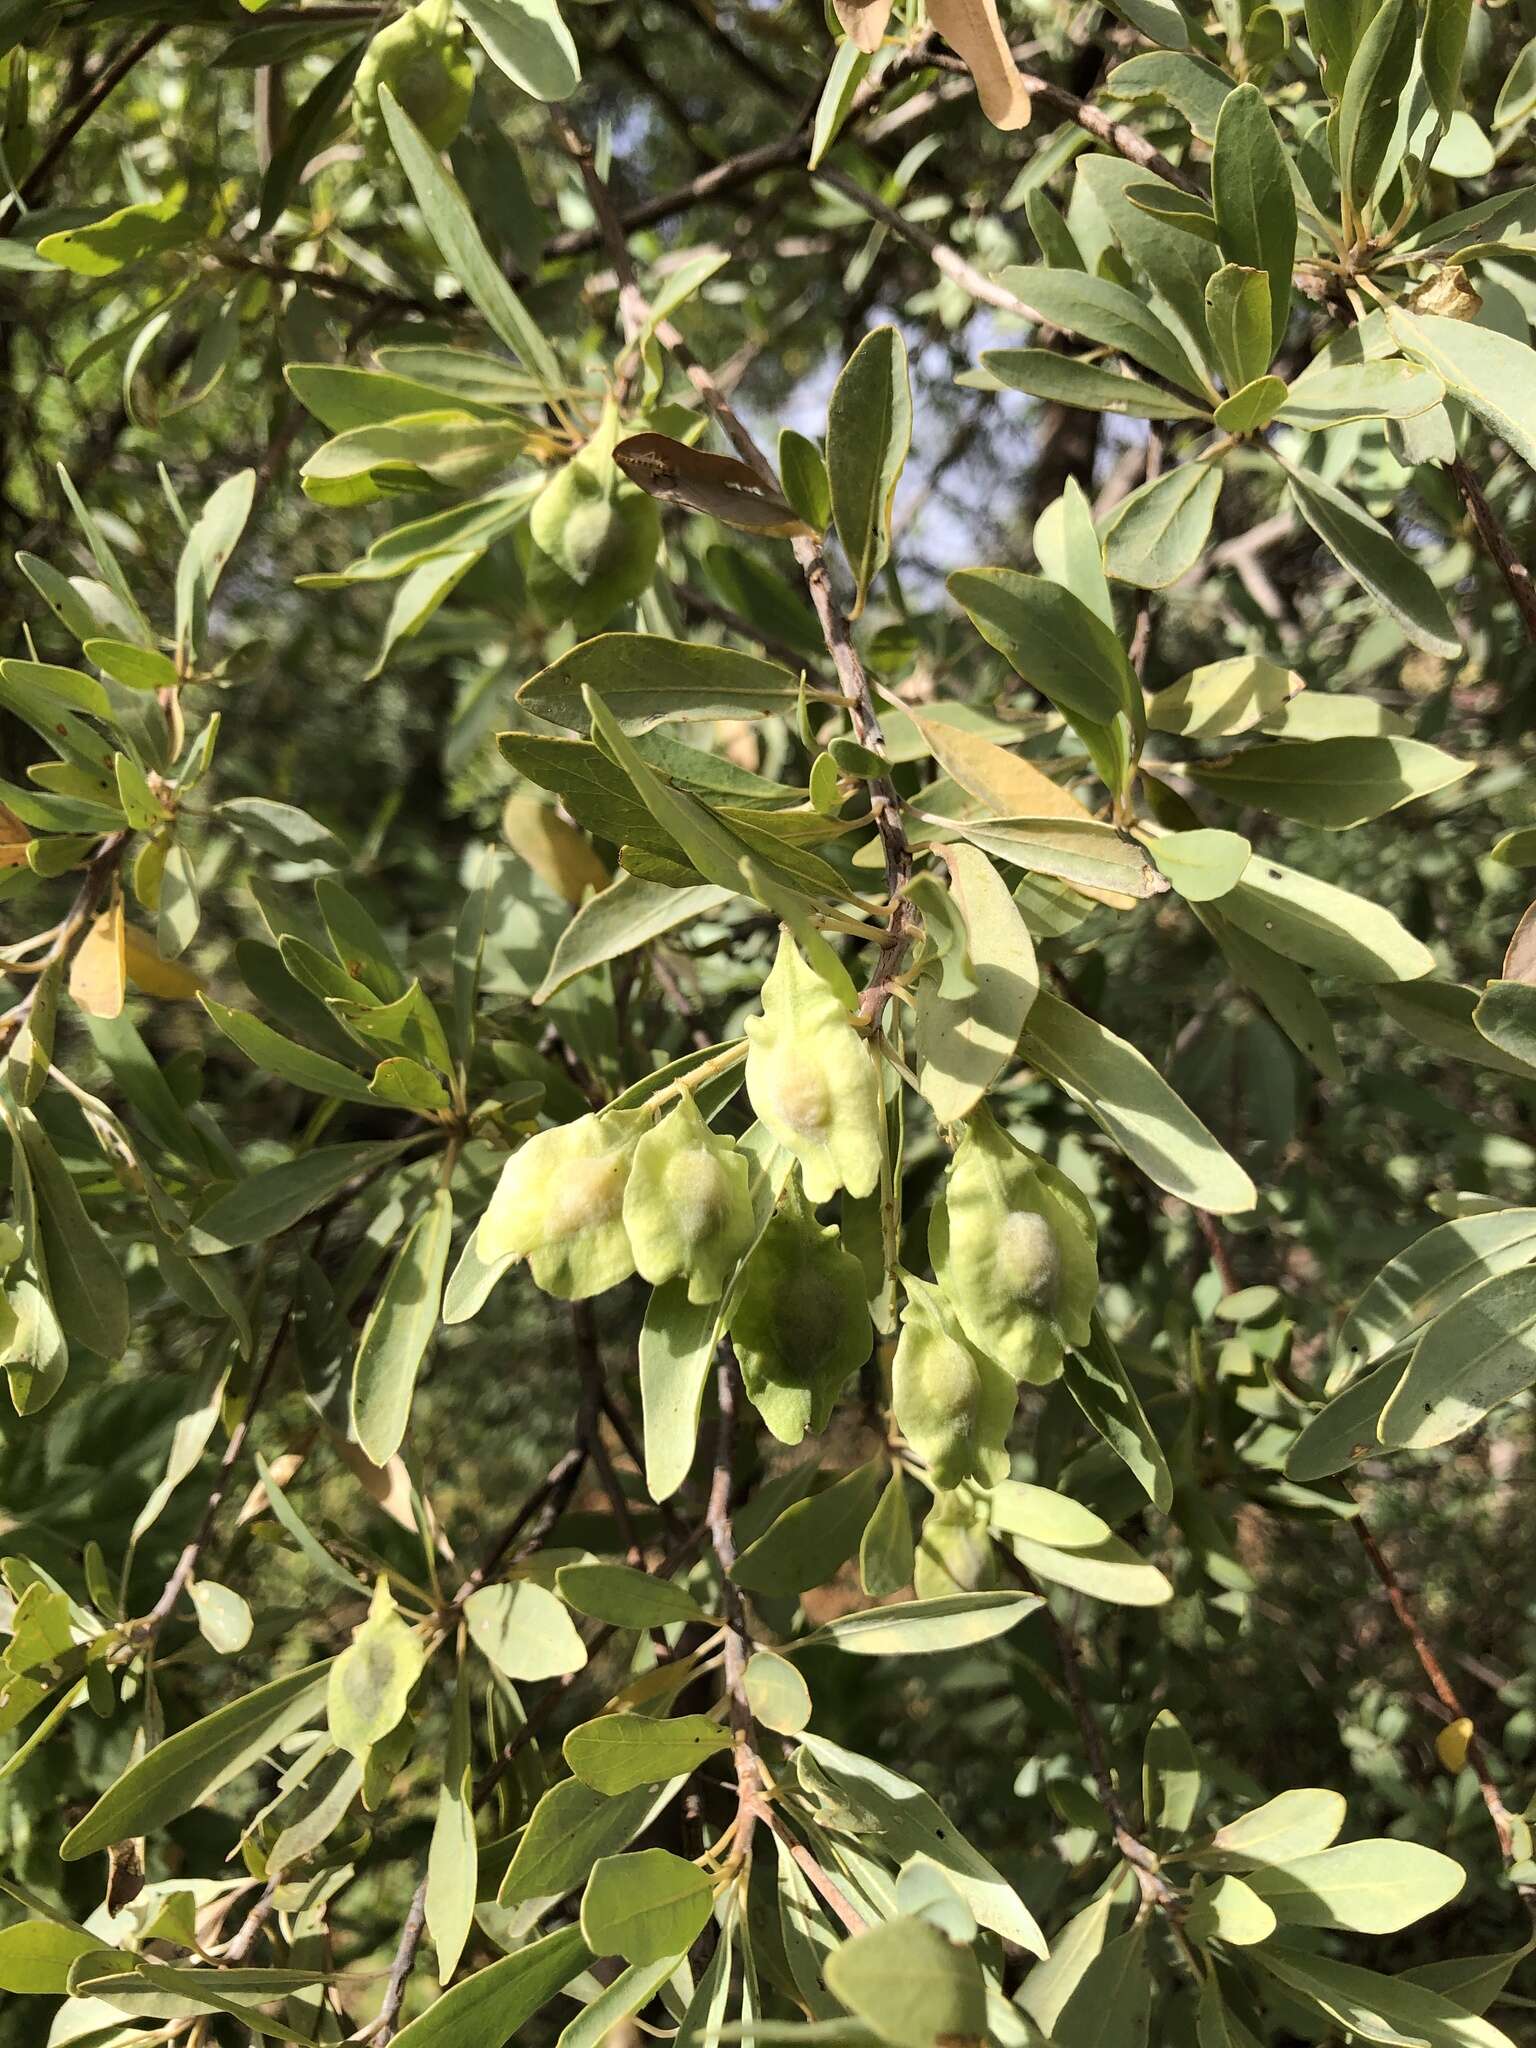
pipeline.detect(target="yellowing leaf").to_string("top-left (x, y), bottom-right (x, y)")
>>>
top-left (327, 1577), bottom-right (426, 1760)
top-left (1436, 1716), bottom-right (1474, 1772)
top-left (68, 896), bottom-right (126, 1020)
top-left (501, 794), bottom-right (610, 903)
top-left (123, 924), bottom-right (202, 1000)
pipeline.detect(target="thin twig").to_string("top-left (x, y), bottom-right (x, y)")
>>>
top-left (706, 1346), bottom-right (766, 1865)
top-left (1348, 1498), bottom-right (1533, 1899)
top-left (372, 1875), bottom-right (429, 2045)
top-left (0, 27), bottom-right (171, 235)
top-left (1448, 456), bottom-right (1536, 647)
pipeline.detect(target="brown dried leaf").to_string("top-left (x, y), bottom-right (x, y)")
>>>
top-left (833, 0), bottom-right (894, 52)
top-left (926, 0), bottom-right (1032, 129)
top-left (614, 432), bottom-right (812, 537)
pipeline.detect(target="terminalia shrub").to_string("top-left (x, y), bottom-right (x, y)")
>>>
top-left (2, 0), bottom-right (1536, 2042)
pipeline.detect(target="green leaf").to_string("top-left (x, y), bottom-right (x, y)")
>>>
top-left (0, 1920), bottom-right (99, 1994)
top-left (458, 0), bottom-right (580, 100)
top-left (745, 1650), bottom-right (813, 1733)
top-left (189, 1578), bottom-right (253, 1654)
top-left (824, 1917), bottom-right (986, 2048)
top-left (349, 1186), bottom-right (453, 1465)
top-left (1284, 1359), bottom-right (1407, 1480)
top-left (564, 1713), bottom-right (732, 1795)
top-left (640, 1278), bottom-right (722, 1504)
top-left (797, 1732), bottom-right (1047, 1954)
top-left (1378, 1266), bottom-right (1536, 1449)
top-left (940, 816), bottom-right (1164, 899)
top-left (1148, 655), bottom-right (1302, 737)
top-left (378, 86), bottom-right (561, 394)
top-left (1219, 852), bottom-right (1435, 982)
top-left (201, 995), bottom-right (377, 1103)
top-left (390, 1926), bottom-right (590, 2048)
top-left (731, 1457), bottom-right (886, 1594)
top-left (426, 1672), bottom-right (476, 1983)
top-left (859, 1470), bottom-right (915, 1597)
top-left (1185, 1875), bottom-right (1276, 1946)
top-left (519, 633), bottom-right (799, 733)
top-left (328, 1578), bottom-right (426, 1758)
top-left (1010, 1532), bottom-right (1172, 1606)
top-left (255, 1450), bottom-right (370, 1593)
top-left (1101, 465), bottom-right (1223, 589)
top-left (1063, 1315), bottom-right (1173, 1510)
top-left (997, 267), bottom-right (1209, 395)
top-left (558, 1954), bottom-right (686, 2048)
top-left (1211, 84), bottom-right (1296, 355)
top-left (827, 327), bottom-right (912, 616)
top-left (1467, 977), bottom-right (1536, 1074)
top-left (1021, 989), bottom-right (1256, 1212)
top-left (465, 1579), bottom-right (588, 1679)
top-left (501, 1777), bottom-right (676, 1904)
top-left (1339, 1208), bottom-right (1536, 1371)
top-left (581, 1848), bottom-right (713, 1964)
top-left (1147, 829), bottom-right (1250, 901)
top-left (914, 843), bottom-right (1038, 1124)
top-left (810, 34), bottom-right (872, 169)
top-left (39, 196), bottom-right (198, 276)
top-left (189, 1141), bottom-right (407, 1252)
top-left (1245, 1839), bottom-right (1464, 1933)
top-left (1104, 50), bottom-right (1235, 140)
top-left (1199, 1786), bottom-right (1347, 1866)
top-left (1278, 358), bottom-right (1445, 429)
top-left (947, 569), bottom-right (1134, 728)
top-left (555, 1561), bottom-right (710, 1628)
top-left (1288, 469), bottom-right (1460, 659)
top-left (61, 1663), bottom-right (333, 1858)
top-left (799, 1589), bottom-right (1041, 1654)
top-left (535, 876), bottom-right (732, 1005)
top-left (978, 350), bottom-right (1210, 421)
top-left (1144, 1709), bottom-right (1200, 1833)
top-left (1252, 1945), bottom-right (1516, 2048)
top-left (1188, 735), bottom-right (1469, 829)
top-left (1053, 1928), bottom-right (1153, 2048)
top-left (779, 427), bottom-right (832, 533)
top-left (17, 1111), bottom-right (130, 1359)
top-left (1388, 308), bottom-right (1536, 475)
top-left (1205, 265), bottom-right (1274, 393)
top-left (1338, 0), bottom-right (1416, 212)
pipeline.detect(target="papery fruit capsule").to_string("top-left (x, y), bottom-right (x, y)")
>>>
top-left (355, 0), bottom-right (473, 153)
top-left (914, 1486), bottom-right (997, 1600)
top-left (479, 1109), bottom-right (647, 1299)
top-left (525, 405), bottom-right (661, 632)
top-left (931, 1104), bottom-right (1097, 1384)
top-left (891, 1274), bottom-right (1015, 1490)
top-left (728, 1170), bottom-right (872, 1445)
top-left (743, 930), bottom-right (882, 1203)
top-left (623, 1092), bottom-right (755, 1304)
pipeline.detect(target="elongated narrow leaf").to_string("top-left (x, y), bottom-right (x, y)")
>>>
top-left (201, 996), bottom-right (377, 1104)
top-left (827, 327), bottom-right (912, 615)
top-left (1378, 1266), bottom-right (1536, 1449)
top-left (980, 349), bottom-right (1210, 420)
top-left (350, 1189), bottom-right (453, 1465)
top-left (61, 1664), bottom-right (333, 1858)
top-left (948, 568), bottom-right (1134, 727)
top-left (996, 266), bottom-right (1209, 395)
top-left (1211, 84), bottom-right (1296, 355)
top-left (1022, 990), bottom-right (1256, 1212)
top-left (1188, 735), bottom-right (1469, 829)
top-left (391, 1925), bottom-right (590, 2047)
top-left (458, 0), bottom-right (580, 101)
top-left (1288, 470), bottom-right (1460, 658)
top-left (378, 88), bottom-right (561, 393)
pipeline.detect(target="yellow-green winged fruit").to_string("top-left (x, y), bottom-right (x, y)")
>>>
top-left (622, 1091), bottom-right (755, 1304)
top-left (743, 931), bottom-right (882, 1203)
top-left (355, 0), bottom-right (473, 155)
top-left (526, 404), bottom-right (662, 633)
top-left (914, 1486), bottom-right (997, 1600)
top-left (480, 1110), bottom-right (646, 1299)
top-left (728, 1170), bottom-right (872, 1444)
top-left (931, 1104), bottom-right (1096, 1385)
top-left (891, 1274), bottom-right (1015, 1490)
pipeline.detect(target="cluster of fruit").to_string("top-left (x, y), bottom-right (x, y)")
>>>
top-left (482, 934), bottom-right (1098, 1488)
